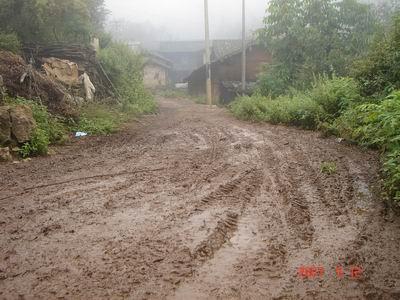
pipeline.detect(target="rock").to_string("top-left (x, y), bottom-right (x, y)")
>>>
top-left (42, 57), bottom-right (79, 86)
top-left (0, 147), bottom-right (12, 162)
top-left (0, 106), bottom-right (11, 144)
top-left (9, 105), bottom-right (36, 143)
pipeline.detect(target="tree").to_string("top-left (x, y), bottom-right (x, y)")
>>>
top-left (258, 0), bottom-right (306, 86)
top-left (366, 0), bottom-right (400, 25)
top-left (0, 0), bottom-right (107, 44)
top-left (352, 13), bottom-right (400, 97)
top-left (258, 0), bottom-right (378, 96)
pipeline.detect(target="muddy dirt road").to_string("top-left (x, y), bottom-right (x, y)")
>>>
top-left (1, 98), bottom-right (400, 299)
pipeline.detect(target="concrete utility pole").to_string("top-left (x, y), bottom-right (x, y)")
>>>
top-left (241, 0), bottom-right (246, 94)
top-left (204, 0), bottom-right (212, 105)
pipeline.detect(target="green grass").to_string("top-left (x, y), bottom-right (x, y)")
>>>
top-left (6, 97), bottom-right (68, 157)
top-left (309, 76), bottom-right (362, 120)
top-left (70, 103), bottom-right (137, 135)
top-left (333, 91), bottom-right (400, 202)
top-left (320, 162), bottom-right (337, 175)
top-left (5, 97), bottom-right (152, 157)
top-left (99, 42), bottom-right (157, 115)
top-left (157, 89), bottom-right (209, 105)
top-left (231, 76), bottom-right (362, 129)
top-left (159, 89), bottom-right (188, 99)
top-left (230, 94), bottom-right (322, 129)
top-left (0, 32), bottom-right (21, 53)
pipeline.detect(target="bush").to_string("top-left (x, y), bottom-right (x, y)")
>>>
top-left (352, 14), bottom-right (400, 97)
top-left (99, 42), bottom-right (156, 114)
top-left (309, 76), bottom-right (362, 120)
top-left (334, 91), bottom-right (400, 201)
top-left (233, 76), bottom-right (364, 129)
top-left (334, 91), bottom-right (400, 147)
top-left (231, 94), bottom-right (322, 129)
top-left (384, 150), bottom-right (400, 202)
top-left (256, 65), bottom-right (291, 98)
top-left (6, 97), bottom-right (67, 157)
top-left (230, 95), bottom-right (268, 122)
top-left (19, 127), bottom-right (50, 158)
top-left (0, 32), bottom-right (21, 53)
top-left (278, 94), bottom-right (323, 129)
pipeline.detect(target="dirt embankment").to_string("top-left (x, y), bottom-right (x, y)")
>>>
top-left (0, 98), bottom-right (399, 299)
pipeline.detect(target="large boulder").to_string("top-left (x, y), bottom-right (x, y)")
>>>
top-left (9, 105), bottom-right (36, 143)
top-left (0, 106), bottom-right (11, 145)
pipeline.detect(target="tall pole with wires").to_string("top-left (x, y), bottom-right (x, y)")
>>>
top-left (204, 0), bottom-right (212, 105)
top-left (241, 0), bottom-right (246, 94)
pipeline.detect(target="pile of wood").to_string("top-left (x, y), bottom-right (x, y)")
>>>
top-left (23, 44), bottom-right (117, 99)
top-left (0, 50), bottom-right (78, 117)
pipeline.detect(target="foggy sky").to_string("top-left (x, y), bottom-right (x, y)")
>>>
top-left (104, 0), bottom-right (268, 40)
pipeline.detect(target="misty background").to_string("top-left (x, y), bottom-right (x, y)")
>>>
top-left (104, 0), bottom-right (268, 42)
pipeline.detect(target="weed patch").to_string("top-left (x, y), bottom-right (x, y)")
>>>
top-left (320, 162), bottom-right (337, 175)
top-left (231, 94), bottom-right (322, 129)
top-left (6, 97), bottom-right (67, 157)
top-left (159, 89), bottom-right (188, 99)
top-left (334, 91), bottom-right (400, 201)
top-left (70, 104), bottom-right (136, 135)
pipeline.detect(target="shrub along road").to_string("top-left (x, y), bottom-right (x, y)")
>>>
top-left (1, 97), bottom-right (399, 299)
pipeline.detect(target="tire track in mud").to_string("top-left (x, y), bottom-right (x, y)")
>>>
top-left (194, 167), bottom-right (261, 211)
top-left (185, 167), bottom-right (264, 262)
top-left (1, 97), bottom-right (398, 300)
top-left (250, 131), bottom-right (385, 299)
top-left (259, 139), bottom-right (315, 246)
top-left (193, 212), bottom-right (239, 261)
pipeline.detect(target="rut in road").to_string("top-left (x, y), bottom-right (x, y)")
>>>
top-left (1, 97), bottom-right (400, 299)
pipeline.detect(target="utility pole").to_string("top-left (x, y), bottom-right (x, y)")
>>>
top-left (241, 0), bottom-right (246, 94)
top-left (204, 0), bottom-right (212, 105)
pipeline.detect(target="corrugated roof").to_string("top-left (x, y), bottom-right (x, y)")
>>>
top-left (158, 41), bottom-right (205, 53)
top-left (157, 40), bottom-right (244, 57)
top-left (144, 51), bottom-right (173, 69)
top-left (211, 40), bottom-right (243, 61)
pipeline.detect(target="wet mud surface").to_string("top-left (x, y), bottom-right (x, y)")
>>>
top-left (1, 98), bottom-right (400, 299)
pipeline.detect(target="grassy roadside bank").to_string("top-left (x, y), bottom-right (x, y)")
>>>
top-left (4, 95), bottom-right (156, 158)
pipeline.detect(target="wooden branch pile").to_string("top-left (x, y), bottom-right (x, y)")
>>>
top-left (22, 44), bottom-right (118, 100)
top-left (0, 50), bottom-right (78, 117)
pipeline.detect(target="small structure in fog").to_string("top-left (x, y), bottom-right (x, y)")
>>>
top-left (185, 44), bottom-right (271, 104)
top-left (143, 52), bottom-right (172, 89)
top-left (157, 41), bottom-right (205, 84)
top-left (155, 40), bottom-right (244, 84)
